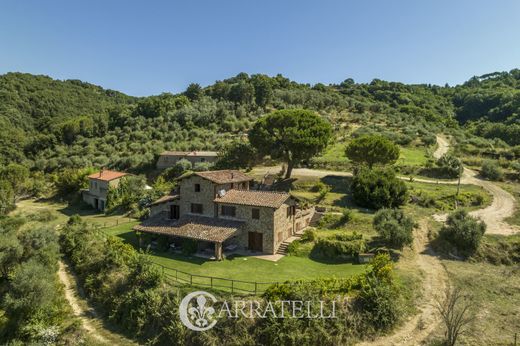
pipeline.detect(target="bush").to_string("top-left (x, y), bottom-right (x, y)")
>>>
top-left (436, 154), bottom-right (462, 178)
top-left (161, 159), bottom-right (192, 180)
top-left (312, 232), bottom-right (366, 259)
top-left (25, 210), bottom-right (57, 223)
top-left (358, 253), bottom-right (402, 331)
top-left (480, 160), bottom-right (503, 181)
top-left (351, 167), bottom-right (408, 209)
top-left (440, 209), bottom-right (486, 256)
top-left (193, 162), bottom-right (213, 171)
top-left (300, 229), bottom-right (316, 243)
top-left (373, 209), bottom-right (414, 249)
top-left (287, 240), bottom-right (301, 255)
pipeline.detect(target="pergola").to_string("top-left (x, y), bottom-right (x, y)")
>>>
top-left (133, 213), bottom-right (242, 260)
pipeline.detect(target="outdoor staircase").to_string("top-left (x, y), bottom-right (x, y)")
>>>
top-left (276, 233), bottom-right (302, 255)
top-left (309, 211), bottom-right (325, 227)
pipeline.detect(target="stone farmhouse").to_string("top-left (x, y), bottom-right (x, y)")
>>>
top-left (82, 169), bottom-right (128, 211)
top-left (156, 151), bottom-right (218, 169)
top-left (134, 170), bottom-right (314, 260)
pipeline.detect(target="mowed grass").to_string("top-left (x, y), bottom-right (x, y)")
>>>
top-left (397, 146), bottom-right (430, 166)
top-left (313, 142), bottom-right (430, 167)
top-left (104, 223), bottom-right (367, 286)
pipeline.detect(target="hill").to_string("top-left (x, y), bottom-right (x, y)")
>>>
top-left (0, 69), bottom-right (519, 172)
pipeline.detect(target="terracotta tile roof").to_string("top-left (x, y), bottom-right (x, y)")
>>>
top-left (214, 189), bottom-right (291, 208)
top-left (149, 194), bottom-right (179, 206)
top-left (133, 213), bottom-right (242, 243)
top-left (193, 170), bottom-right (253, 184)
top-left (88, 170), bottom-right (127, 182)
top-left (160, 150), bottom-right (218, 157)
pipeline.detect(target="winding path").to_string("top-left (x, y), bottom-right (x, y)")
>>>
top-left (58, 260), bottom-right (108, 343)
top-left (357, 220), bottom-right (448, 346)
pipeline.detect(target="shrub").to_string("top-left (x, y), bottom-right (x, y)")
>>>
top-left (373, 209), bottom-right (414, 249)
top-left (193, 162), bottom-right (213, 171)
top-left (316, 183), bottom-right (331, 202)
top-left (358, 253), bottom-right (401, 331)
top-left (300, 229), bottom-right (316, 243)
top-left (287, 240), bottom-right (301, 255)
top-left (311, 181), bottom-right (327, 192)
top-left (436, 154), bottom-right (462, 178)
top-left (25, 210), bottom-right (57, 223)
top-left (161, 159), bottom-right (192, 180)
top-left (312, 232), bottom-right (366, 259)
top-left (480, 160), bottom-right (503, 181)
top-left (439, 209), bottom-right (486, 256)
top-left (351, 167), bottom-right (408, 209)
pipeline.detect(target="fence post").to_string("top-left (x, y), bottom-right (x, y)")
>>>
top-left (190, 275), bottom-right (193, 285)
top-left (211, 277), bottom-right (213, 289)
top-left (514, 333), bottom-right (517, 346)
top-left (231, 280), bottom-right (234, 294)
top-left (255, 282), bottom-right (257, 295)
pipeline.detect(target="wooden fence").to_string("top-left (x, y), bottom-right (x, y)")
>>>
top-left (95, 226), bottom-right (279, 295)
top-left (157, 263), bottom-right (279, 295)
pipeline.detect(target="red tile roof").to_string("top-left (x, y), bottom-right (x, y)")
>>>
top-left (88, 170), bottom-right (127, 182)
top-left (193, 170), bottom-right (252, 184)
top-left (133, 213), bottom-right (242, 243)
top-left (214, 189), bottom-right (291, 208)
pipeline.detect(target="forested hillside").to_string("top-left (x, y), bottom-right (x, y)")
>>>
top-left (0, 69), bottom-right (519, 172)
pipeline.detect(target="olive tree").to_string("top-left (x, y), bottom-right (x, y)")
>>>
top-left (373, 208), bottom-right (415, 248)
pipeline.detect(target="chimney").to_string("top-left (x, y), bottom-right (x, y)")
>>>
top-left (99, 167), bottom-right (104, 178)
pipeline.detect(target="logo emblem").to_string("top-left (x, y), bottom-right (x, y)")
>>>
top-left (179, 291), bottom-right (218, 331)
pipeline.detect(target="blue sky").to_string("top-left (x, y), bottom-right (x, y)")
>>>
top-left (1, 0), bottom-right (519, 96)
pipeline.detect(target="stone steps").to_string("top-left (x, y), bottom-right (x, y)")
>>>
top-left (276, 233), bottom-right (303, 255)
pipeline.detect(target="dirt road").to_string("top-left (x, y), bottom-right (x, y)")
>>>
top-left (433, 135), bottom-right (450, 159)
top-left (434, 167), bottom-right (519, 235)
top-left (357, 220), bottom-right (448, 346)
top-left (58, 261), bottom-right (108, 343)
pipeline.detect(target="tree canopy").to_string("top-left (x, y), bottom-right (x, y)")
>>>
top-left (345, 135), bottom-right (400, 168)
top-left (248, 109), bottom-right (332, 178)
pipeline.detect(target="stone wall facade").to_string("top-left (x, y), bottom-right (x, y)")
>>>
top-left (147, 173), bottom-right (310, 255)
top-left (82, 178), bottom-right (122, 211)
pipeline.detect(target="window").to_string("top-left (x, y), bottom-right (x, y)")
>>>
top-left (191, 203), bottom-right (203, 214)
top-left (286, 206), bottom-right (295, 217)
top-left (252, 208), bottom-right (260, 220)
top-left (221, 205), bottom-right (236, 217)
top-left (194, 184), bottom-right (201, 192)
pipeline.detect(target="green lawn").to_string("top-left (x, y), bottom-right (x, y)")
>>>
top-left (398, 146), bottom-right (430, 166)
top-left (312, 142), bottom-right (430, 168)
top-left (104, 222), bottom-right (367, 291)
